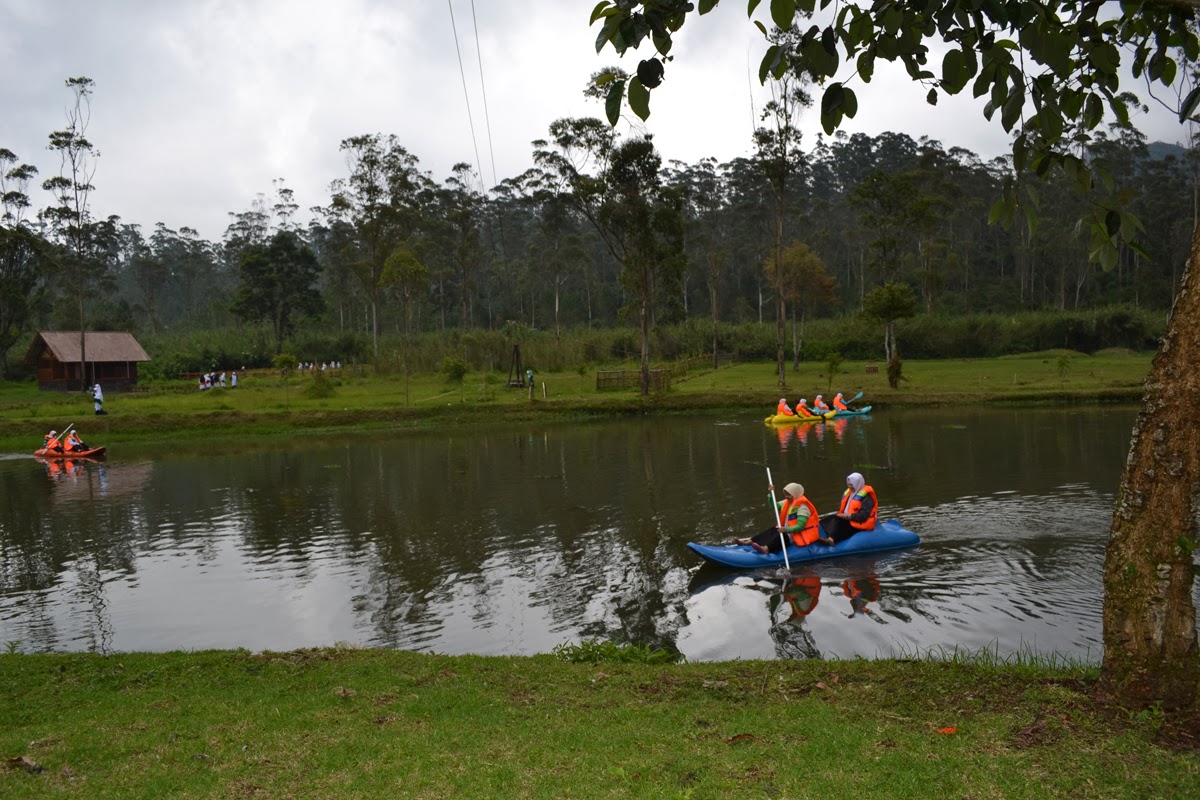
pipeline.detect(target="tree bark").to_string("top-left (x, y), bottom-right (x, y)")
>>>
top-left (1100, 222), bottom-right (1200, 710)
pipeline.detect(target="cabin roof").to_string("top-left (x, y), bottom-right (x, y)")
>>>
top-left (25, 331), bottom-right (151, 365)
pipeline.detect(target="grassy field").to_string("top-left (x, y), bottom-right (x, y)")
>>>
top-left (1, 648), bottom-right (1196, 799)
top-left (0, 350), bottom-right (1152, 452)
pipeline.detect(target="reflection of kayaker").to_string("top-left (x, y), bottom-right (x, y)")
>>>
top-left (783, 576), bottom-right (822, 621)
top-left (841, 576), bottom-right (881, 617)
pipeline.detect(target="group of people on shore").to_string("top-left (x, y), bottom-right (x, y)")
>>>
top-left (734, 472), bottom-right (878, 555)
top-left (299, 361), bottom-right (341, 372)
top-left (198, 371), bottom-right (237, 391)
top-left (774, 392), bottom-right (855, 418)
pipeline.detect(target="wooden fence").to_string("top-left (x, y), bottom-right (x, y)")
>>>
top-left (596, 369), bottom-right (671, 391)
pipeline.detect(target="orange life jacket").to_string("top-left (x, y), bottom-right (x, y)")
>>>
top-left (796, 401), bottom-right (816, 417)
top-left (44, 437), bottom-right (62, 451)
top-left (776, 400), bottom-right (794, 416)
top-left (779, 495), bottom-right (821, 546)
top-left (813, 398), bottom-right (830, 411)
top-left (838, 485), bottom-right (878, 531)
top-left (833, 396), bottom-right (849, 410)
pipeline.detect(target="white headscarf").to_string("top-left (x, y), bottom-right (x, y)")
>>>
top-left (92, 383), bottom-right (103, 401)
top-left (846, 472), bottom-right (865, 492)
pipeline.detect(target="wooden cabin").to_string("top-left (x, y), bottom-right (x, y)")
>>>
top-left (24, 331), bottom-right (151, 391)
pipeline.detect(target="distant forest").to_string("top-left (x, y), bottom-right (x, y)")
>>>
top-left (1, 78), bottom-right (1193, 377)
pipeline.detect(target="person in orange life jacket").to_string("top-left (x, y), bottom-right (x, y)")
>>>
top-left (783, 575), bottom-right (822, 621)
top-left (833, 392), bottom-right (850, 411)
top-left (813, 395), bottom-right (830, 412)
top-left (65, 430), bottom-right (88, 452)
top-left (795, 398), bottom-right (818, 417)
top-left (42, 430), bottom-right (64, 453)
top-left (733, 482), bottom-right (822, 554)
top-left (820, 472), bottom-right (878, 544)
top-left (841, 575), bottom-right (881, 617)
top-left (775, 397), bottom-right (794, 416)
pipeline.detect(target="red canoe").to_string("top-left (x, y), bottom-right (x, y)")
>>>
top-left (33, 447), bottom-right (106, 460)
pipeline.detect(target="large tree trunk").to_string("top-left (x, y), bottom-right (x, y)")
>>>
top-left (1100, 223), bottom-right (1200, 710)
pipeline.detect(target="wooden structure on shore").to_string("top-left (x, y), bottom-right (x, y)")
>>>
top-left (24, 331), bottom-right (151, 391)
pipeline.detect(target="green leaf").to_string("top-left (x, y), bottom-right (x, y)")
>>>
top-left (842, 86), bottom-right (858, 118)
top-left (926, 88), bottom-right (938, 106)
top-left (628, 76), bottom-right (650, 121)
top-left (1129, 241), bottom-right (1150, 260)
top-left (699, 0), bottom-right (719, 13)
top-left (589, 1), bottom-right (614, 26)
top-left (759, 45), bottom-right (781, 84)
top-left (1119, 210), bottom-right (1145, 240)
top-left (605, 79), bottom-right (625, 126)
top-left (754, 19), bottom-right (767, 37)
top-left (748, 0), bottom-right (763, 16)
top-left (821, 82), bottom-right (844, 117)
top-left (1104, 209), bottom-right (1121, 238)
top-left (987, 196), bottom-right (1008, 225)
top-left (770, 0), bottom-right (796, 30)
top-left (1001, 84), bottom-right (1023, 132)
top-left (1179, 85), bottom-right (1200, 123)
top-left (942, 48), bottom-right (967, 94)
top-left (857, 49), bottom-right (875, 82)
top-left (1083, 93), bottom-right (1103, 129)
top-left (1024, 206), bottom-right (1038, 238)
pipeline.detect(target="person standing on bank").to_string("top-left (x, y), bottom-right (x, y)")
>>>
top-left (92, 383), bottom-right (106, 415)
top-left (734, 482), bottom-right (822, 554)
top-left (820, 472), bottom-right (877, 544)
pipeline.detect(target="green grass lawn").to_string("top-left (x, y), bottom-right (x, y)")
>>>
top-left (1, 648), bottom-right (1195, 799)
top-left (0, 350), bottom-right (1153, 451)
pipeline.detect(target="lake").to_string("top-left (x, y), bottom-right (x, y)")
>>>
top-left (2, 407), bottom-right (1196, 662)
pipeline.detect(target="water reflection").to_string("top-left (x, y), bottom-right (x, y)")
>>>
top-left (771, 415), bottom-right (870, 452)
top-left (2, 408), bottom-right (1197, 661)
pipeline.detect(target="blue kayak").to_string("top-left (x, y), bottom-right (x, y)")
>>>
top-left (687, 519), bottom-right (919, 568)
top-left (829, 405), bottom-right (872, 417)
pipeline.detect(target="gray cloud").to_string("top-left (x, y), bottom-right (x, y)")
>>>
top-left (1, 0), bottom-right (1188, 242)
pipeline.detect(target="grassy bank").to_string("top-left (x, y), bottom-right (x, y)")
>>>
top-left (1, 648), bottom-right (1196, 798)
top-left (0, 349), bottom-right (1152, 451)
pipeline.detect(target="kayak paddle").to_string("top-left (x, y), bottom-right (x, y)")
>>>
top-left (766, 467), bottom-right (791, 571)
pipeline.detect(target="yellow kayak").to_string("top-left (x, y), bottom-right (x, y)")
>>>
top-left (763, 410), bottom-right (837, 425)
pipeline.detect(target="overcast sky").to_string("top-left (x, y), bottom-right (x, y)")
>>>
top-left (1, 0), bottom-right (1191, 242)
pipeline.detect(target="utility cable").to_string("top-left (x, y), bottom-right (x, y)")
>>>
top-left (470, 0), bottom-right (499, 191)
top-left (447, 0), bottom-right (486, 193)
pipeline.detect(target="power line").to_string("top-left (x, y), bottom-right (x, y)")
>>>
top-left (470, 0), bottom-right (499, 190)
top-left (446, 0), bottom-right (486, 193)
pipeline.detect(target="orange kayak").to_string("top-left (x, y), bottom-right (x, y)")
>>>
top-left (33, 447), bottom-right (106, 459)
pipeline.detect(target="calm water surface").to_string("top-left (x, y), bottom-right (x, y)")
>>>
top-left (2, 407), bottom-right (1196, 661)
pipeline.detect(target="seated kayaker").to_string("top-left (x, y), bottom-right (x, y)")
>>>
top-left (42, 430), bottom-right (64, 453)
top-left (733, 482), bottom-right (822, 554)
top-left (813, 395), bottom-right (830, 412)
top-left (819, 472), bottom-right (877, 544)
top-left (66, 431), bottom-right (88, 452)
top-left (795, 398), bottom-right (818, 417)
top-left (833, 392), bottom-right (850, 411)
top-left (775, 397), bottom-right (794, 416)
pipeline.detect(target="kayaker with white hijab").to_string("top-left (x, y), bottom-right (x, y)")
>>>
top-left (733, 482), bottom-right (822, 554)
top-left (820, 472), bottom-right (878, 544)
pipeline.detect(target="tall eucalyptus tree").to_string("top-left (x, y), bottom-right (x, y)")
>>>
top-left (41, 76), bottom-right (102, 388)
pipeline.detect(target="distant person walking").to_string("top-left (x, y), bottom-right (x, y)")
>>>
top-left (231, 371), bottom-right (238, 388)
top-left (92, 383), bottom-right (106, 415)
